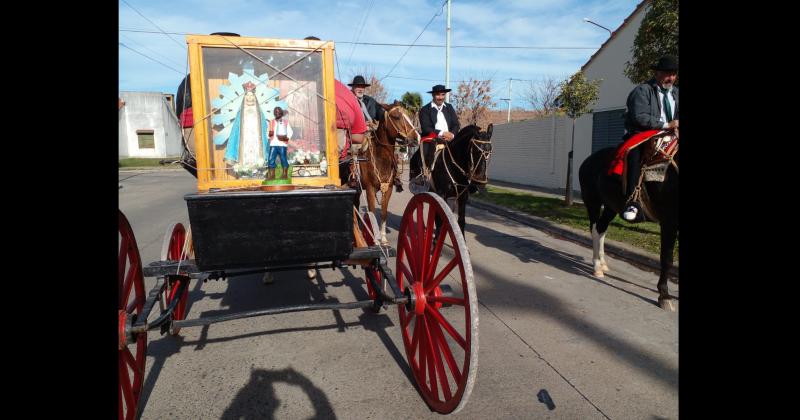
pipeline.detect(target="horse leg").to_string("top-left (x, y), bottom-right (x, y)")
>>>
top-left (658, 222), bottom-right (679, 311)
top-left (584, 193), bottom-right (606, 277)
top-left (379, 188), bottom-right (392, 245)
top-left (595, 207), bottom-right (615, 274)
top-left (457, 195), bottom-right (467, 237)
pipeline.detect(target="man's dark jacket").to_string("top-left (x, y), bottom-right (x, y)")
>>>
top-left (624, 78), bottom-right (679, 135)
top-left (360, 94), bottom-right (385, 122)
top-left (419, 102), bottom-right (460, 138)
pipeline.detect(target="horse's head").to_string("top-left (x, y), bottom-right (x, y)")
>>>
top-left (468, 123), bottom-right (493, 187)
top-left (380, 101), bottom-right (420, 147)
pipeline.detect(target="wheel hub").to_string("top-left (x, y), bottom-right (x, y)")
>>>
top-left (412, 282), bottom-right (426, 315)
top-left (118, 310), bottom-right (128, 350)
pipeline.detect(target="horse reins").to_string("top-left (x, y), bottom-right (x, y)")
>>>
top-left (440, 134), bottom-right (493, 199)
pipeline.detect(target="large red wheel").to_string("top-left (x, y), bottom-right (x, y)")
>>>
top-left (159, 222), bottom-right (192, 336)
top-left (119, 210), bottom-right (147, 420)
top-left (396, 193), bottom-right (479, 414)
top-left (358, 210), bottom-right (383, 301)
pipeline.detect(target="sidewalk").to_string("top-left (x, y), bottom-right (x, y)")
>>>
top-left (469, 184), bottom-right (677, 278)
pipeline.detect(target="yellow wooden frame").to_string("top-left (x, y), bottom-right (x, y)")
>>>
top-left (186, 35), bottom-right (339, 191)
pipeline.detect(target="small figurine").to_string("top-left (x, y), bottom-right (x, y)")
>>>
top-left (266, 106), bottom-right (293, 179)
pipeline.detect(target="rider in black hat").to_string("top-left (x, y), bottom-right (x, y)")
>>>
top-left (621, 55), bottom-right (679, 222)
top-left (348, 75), bottom-right (402, 192)
top-left (411, 84), bottom-right (461, 183)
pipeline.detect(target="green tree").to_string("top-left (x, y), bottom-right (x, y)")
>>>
top-left (624, 0), bottom-right (679, 84)
top-left (400, 91), bottom-right (423, 131)
top-left (400, 91), bottom-right (422, 114)
top-left (557, 71), bottom-right (602, 205)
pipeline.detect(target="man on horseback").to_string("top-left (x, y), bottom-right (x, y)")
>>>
top-left (411, 84), bottom-right (461, 187)
top-left (620, 55), bottom-right (679, 222)
top-left (348, 75), bottom-right (403, 192)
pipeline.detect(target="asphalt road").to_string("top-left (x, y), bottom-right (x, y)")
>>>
top-left (120, 169), bottom-right (678, 419)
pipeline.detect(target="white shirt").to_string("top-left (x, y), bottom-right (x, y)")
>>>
top-left (269, 118), bottom-right (293, 147)
top-left (657, 87), bottom-right (676, 129)
top-left (431, 101), bottom-right (449, 138)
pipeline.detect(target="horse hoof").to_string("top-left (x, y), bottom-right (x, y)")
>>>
top-left (307, 269), bottom-right (317, 279)
top-left (601, 264), bottom-right (610, 272)
top-left (380, 238), bottom-right (390, 246)
top-left (262, 272), bottom-right (274, 284)
top-left (658, 297), bottom-right (676, 312)
top-left (594, 270), bottom-right (605, 278)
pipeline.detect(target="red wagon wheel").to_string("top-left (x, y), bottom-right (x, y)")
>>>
top-left (358, 210), bottom-right (383, 301)
top-left (396, 193), bottom-right (479, 414)
top-left (159, 222), bottom-right (192, 336)
top-left (119, 210), bottom-right (147, 420)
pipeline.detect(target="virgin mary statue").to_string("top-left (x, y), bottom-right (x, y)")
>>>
top-left (223, 81), bottom-right (269, 175)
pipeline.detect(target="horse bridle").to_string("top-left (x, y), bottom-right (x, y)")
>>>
top-left (444, 135), bottom-right (493, 184)
top-left (382, 107), bottom-right (419, 145)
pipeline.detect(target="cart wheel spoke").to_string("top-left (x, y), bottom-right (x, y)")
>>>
top-left (426, 257), bottom-right (459, 294)
top-left (426, 314), bottom-right (452, 401)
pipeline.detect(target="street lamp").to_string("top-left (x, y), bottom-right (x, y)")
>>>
top-left (583, 18), bottom-right (613, 36)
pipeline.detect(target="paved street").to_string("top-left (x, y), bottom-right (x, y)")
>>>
top-left (120, 169), bottom-right (678, 419)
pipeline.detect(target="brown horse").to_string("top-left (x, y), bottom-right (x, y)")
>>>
top-left (356, 103), bottom-right (419, 244)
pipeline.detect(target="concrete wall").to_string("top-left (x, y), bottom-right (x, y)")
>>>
top-left (119, 92), bottom-right (182, 158)
top-left (489, 115), bottom-right (571, 191)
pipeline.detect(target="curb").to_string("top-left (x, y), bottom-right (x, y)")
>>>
top-left (119, 167), bottom-right (185, 172)
top-left (468, 198), bottom-right (678, 278)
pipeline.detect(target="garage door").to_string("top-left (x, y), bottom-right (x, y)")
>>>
top-left (591, 108), bottom-right (626, 153)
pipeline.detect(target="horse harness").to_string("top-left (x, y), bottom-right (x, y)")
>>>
top-left (628, 134), bottom-right (679, 223)
top-left (357, 107), bottom-right (414, 195)
top-left (420, 133), bottom-right (493, 200)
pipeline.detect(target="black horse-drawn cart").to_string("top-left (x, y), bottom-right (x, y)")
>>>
top-left (118, 35), bottom-right (478, 419)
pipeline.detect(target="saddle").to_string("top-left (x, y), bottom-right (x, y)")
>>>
top-left (409, 133), bottom-right (446, 194)
top-left (616, 132), bottom-right (679, 223)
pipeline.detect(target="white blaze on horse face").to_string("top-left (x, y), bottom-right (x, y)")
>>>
top-left (401, 112), bottom-right (420, 141)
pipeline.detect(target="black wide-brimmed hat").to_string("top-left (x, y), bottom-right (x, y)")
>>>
top-left (650, 55), bottom-right (678, 71)
top-left (347, 75), bottom-right (371, 87)
top-left (427, 84), bottom-right (451, 94)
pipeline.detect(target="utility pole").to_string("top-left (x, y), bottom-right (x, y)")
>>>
top-left (506, 78), bottom-right (512, 123)
top-left (445, 0), bottom-right (451, 101)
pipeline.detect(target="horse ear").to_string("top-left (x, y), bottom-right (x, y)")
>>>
top-left (486, 123), bottom-right (494, 138)
top-left (380, 103), bottom-right (391, 111)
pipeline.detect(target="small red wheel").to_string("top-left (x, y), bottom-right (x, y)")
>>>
top-left (358, 211), bottom-right (383, 301)
top-left (119, 210), bottom-right (147, 420)
top-left (159, 222), bottom-right (192, 336)
top-left (396, 193), bottom-right (479, 414)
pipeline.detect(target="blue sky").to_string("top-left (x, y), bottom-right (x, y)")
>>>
top-left (119, 0), bottom-right (641, 109)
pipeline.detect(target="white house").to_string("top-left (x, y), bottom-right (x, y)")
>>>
top-left (488, 1), bottom-right (649, 194)
top-left (570, 0), bottom-right (649, 190)
top-left (119, 91), bottom-right (183, 158)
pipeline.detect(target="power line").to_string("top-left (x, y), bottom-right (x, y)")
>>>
top-left (119, 33), bottom-right (185, 69)
top-left (346, 0), bottom-right (375, 68)
top-left (119, 42), bottom-right (185, 75)
top-left (118, 29), bottom-right (597, 50)
top-left (119, 0), bottom-right (186, 50)
top-left (381, 0), bottom-right (447, 80)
